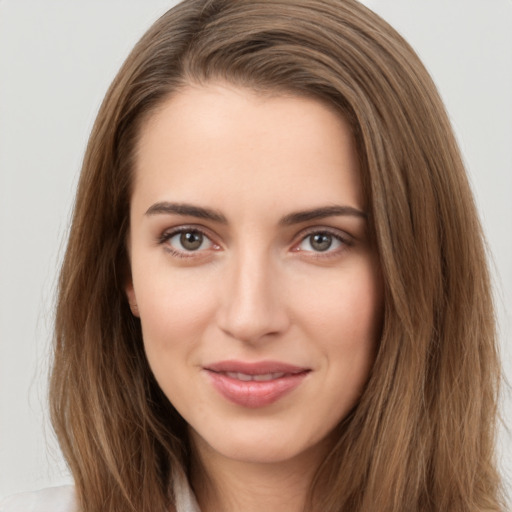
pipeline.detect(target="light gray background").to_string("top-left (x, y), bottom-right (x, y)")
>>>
top-left (1, 0), bottom-right (511, 500)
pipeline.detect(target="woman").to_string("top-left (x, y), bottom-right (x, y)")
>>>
top-left (1, 0), bottom-right (505, 511)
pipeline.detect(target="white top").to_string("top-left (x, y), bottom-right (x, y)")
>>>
top-left (0, 473), bottom-right (200, 512)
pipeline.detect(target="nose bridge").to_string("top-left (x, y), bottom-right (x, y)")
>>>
top-left (217, 243), bottom-right (288, 343)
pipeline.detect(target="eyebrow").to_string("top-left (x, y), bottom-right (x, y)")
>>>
top-left (279, 205), bottom-right (367, 225)
top-left (144, 201), bottom-right (367, 225)
top-left (145, 202), bottom-right (228, 223)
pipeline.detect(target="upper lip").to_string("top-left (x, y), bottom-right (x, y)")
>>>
top-left (204, 360), bottom-right (310, 375)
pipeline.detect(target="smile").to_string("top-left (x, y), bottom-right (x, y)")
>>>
top-left (203, 361), bottom-right (310, 408)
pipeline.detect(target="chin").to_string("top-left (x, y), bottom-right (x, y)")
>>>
top-left (189, 419), bottom-right (335, 467)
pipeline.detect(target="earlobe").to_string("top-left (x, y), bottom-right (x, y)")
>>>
top-left (125, 281), bottom-right (140, 317)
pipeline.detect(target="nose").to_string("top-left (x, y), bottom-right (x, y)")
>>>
top-left (215, 249), bottom-right (290, 345)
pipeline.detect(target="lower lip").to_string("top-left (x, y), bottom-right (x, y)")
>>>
top-left (205, 371), bottom-right (309, 408)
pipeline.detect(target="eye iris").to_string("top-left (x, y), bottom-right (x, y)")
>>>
top-left (311, 233), bottom-right (332, 252)
top-left (180, 231), bottom-right (203, 250)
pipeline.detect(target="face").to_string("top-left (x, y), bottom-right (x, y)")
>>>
top-left (126, 83), bottom-right (382, 468)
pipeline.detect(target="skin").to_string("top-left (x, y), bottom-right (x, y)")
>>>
top-left (126, 83), bottom-right (383, 512)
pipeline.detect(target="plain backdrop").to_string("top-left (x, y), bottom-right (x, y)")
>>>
top-left (0, 0), bottom-right (511, 500)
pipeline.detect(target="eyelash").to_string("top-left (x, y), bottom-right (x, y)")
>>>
top-left (293, 228), bottom-right (353, 259)
top-left (157, 225), bottom-right (353, 259)
top-left (158, 226), bottom-right (219, 259)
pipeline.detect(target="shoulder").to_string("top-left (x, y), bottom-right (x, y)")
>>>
top-left (0, 486), bottom-right (77, 512)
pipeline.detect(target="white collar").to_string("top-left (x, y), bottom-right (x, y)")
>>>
top-left (173, 471), bottom-right (201, 512)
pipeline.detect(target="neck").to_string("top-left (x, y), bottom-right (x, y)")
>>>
top-left (190, 434), bottom-right (332, 512)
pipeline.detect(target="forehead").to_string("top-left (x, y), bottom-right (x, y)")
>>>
top-left (132, 82), bottom-right (363, 215)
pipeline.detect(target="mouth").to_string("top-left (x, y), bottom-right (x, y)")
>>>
top-left (203, 360), bottom-right (311, 408)
top-left (221, 371), bottom-right (294, 381)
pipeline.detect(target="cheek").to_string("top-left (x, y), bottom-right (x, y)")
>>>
top-left (294, 260), bottom-right (383, 346)
top-left (133, 269), bottom-right (219, 407)
top-left (293, 259), bottom-right (383, 406)
top-left (133, 266), bottom-right (218, 355)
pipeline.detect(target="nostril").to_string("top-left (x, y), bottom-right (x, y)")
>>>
top-left (216, 300), bottom-right (290, 344)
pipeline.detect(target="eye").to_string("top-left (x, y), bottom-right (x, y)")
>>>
top-left (160, 227), bottom-right (217, 256)
top-left (295, 230), bottom-right (349, 254)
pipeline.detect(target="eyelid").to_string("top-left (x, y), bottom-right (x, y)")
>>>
top-left (157, 223), bottom-right (354, 259)
top-left (158, 224), bottom-right (221, 257)
top-left (291, 226), bottom-right (354, 254)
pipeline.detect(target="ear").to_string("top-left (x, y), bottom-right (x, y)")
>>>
top-left (125, 280), bottom-right (140, 317)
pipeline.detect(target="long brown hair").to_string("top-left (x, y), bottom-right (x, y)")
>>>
top-left (50, 1), bottom-right (504, 510)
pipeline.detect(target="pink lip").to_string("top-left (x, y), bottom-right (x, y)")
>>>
top-left (203, 360), bottom-right (310, 408)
